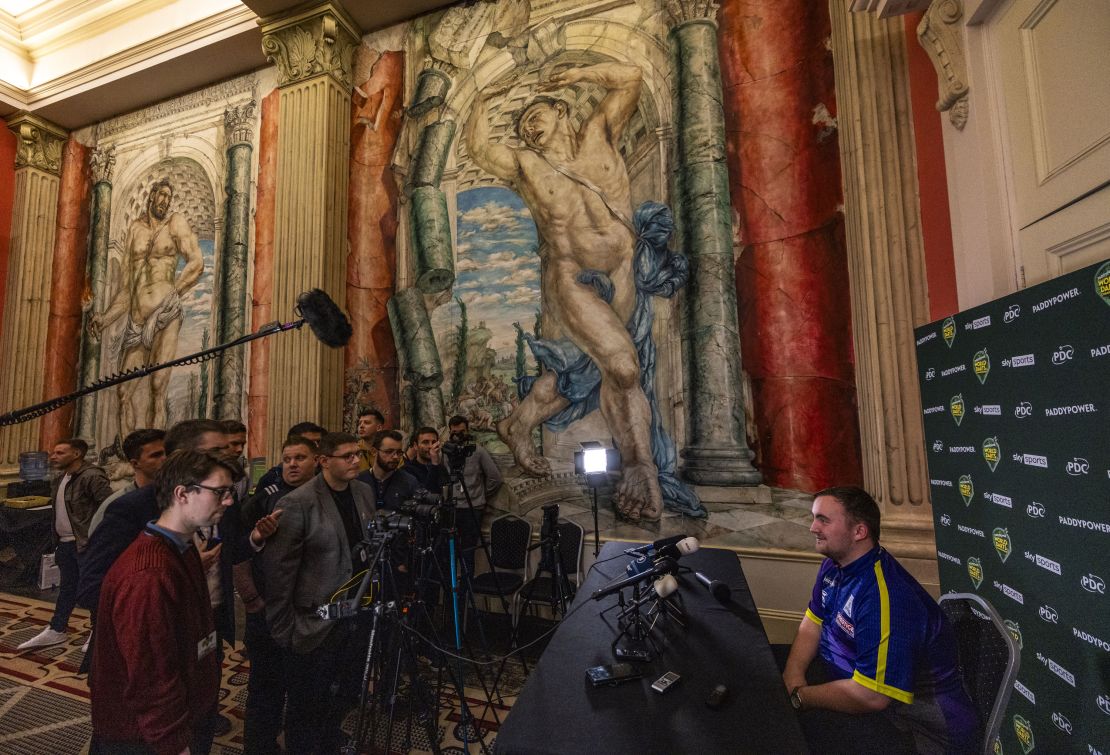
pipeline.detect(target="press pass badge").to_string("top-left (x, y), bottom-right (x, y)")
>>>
top-left (197, 630), bottom-right (217, 660)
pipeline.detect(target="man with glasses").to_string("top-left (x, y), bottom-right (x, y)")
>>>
top-left (260, 432), bottom-right (376, 753)
top-left (90, 450), bottom-right (238, 755)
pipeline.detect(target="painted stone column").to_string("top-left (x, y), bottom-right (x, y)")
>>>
top-left (346, 48), bottom-right (403, 430)
top-left (666, 1), bottom-right (761, 485)
top-left (0, 114), bottom-right (66, 469)
top-left (247, 90), bottom-right (279, 459)
top-left (387, 287), bottom-right (445, 430)
top-left (76, 147), bottom-right (115, 440)
top-left (829, 1), bottom-right (937, 575)
top-left (213, 101), bottom-right (255, 421)
top-left (259, 2), bottom-right (358, 459)
top-left (718, 0), bottom-right (861, 492)
top-left (0, 127), bottom-right (16, 339)
top-left (40, 137), bottom-right (92, 448)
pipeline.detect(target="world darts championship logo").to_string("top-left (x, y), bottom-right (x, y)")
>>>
top-left (968, 557), bottom-right (984, 589)
top-left (993, 527), bottom-right (1012, 562)
top-left (982, 437), bottom-right (1001, 472)
top-left (973, 348), bottom-right (991, 384)
top-left (943, 316), bottom-right (956, 347)
top-left (959, 475), bottom-right (974, 506)
top-left (951, 394), bottom-right (965, 426)
top-left (1096, 260), bottom-right (1110, 306)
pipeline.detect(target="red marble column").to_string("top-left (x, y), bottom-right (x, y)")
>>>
top-left (248, 89), bottom-right (280, 459)
top-left (40, 137), bottom-right (91, 447)
top-left (719, 0), bottom-right (862, 491)
top-left (0, 126), bottom-right (16, 339)
top-left (345, 49), bottom-right (403, 428)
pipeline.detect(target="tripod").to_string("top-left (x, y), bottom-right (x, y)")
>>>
top-left (336, 518), bottom-right (495, 755)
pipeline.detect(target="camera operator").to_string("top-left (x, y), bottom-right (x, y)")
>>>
top-left (444, 416), bottom-right (502, 575)
top-left (404, 426), bottom-right (451, 493)
top-left (357, 430), bottom-right (418, 512)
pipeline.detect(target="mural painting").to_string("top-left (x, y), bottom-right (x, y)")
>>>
top-left (376, 0), bottom-right (733, 524)
top-left (75, 74), bottom-right (264, 475)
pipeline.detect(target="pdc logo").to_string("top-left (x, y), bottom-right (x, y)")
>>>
top-left (1051, 712), bottom-right (1072, 735)
top-left (932, 439), bottom-right (944, 452)
top-left (943, 317), bottom-right (956, 347)
top-left (1038, 604), bottom-right (1058, 623)
top-left (1014, 401), bottom-right (1033, 419)
top-left (925, 367), bottom-right (936, 380)
top-left (1003, 304), bottom-right (1021, 323)
top-left (940, 513), bottom-right (952, 526)
top-left (1051, 344), bottom-right (1074, 365)
top-left (1026, 501), bottom-right (1045, 519)
top-left (1065, 457), bottom-right (1089, 476)
top-left (1098, 694), bottom-right (1110, 715)
top-left (1081, 573), bottom-right (1106, 594)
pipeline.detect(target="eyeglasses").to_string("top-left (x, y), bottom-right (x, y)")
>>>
top-left (189, 483), bottom-right (235, 500)
top-left (327, 452), bottom-right (362, 462)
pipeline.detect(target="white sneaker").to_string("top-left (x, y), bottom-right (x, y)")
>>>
top-left (16, 627), bottom-right (67, 651)
top-left (81, 635), bottom-right (90, 653)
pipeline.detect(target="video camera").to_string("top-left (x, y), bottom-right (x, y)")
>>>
top-left (442, 435), bottom-right (476, 471)
top-left (398, 488), bottom-right (446, 526)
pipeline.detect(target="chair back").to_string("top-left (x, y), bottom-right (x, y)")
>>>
top-left (938, 592), bottom-right (1020, 755)
top-left (556, 519), bottom-right (584, 584)
top-left (489, 514), bottom-right (531, 572)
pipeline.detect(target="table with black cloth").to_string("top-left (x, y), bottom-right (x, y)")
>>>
top-left (494, 541), bottom-right (808, 754)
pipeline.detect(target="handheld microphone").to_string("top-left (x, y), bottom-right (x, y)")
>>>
top-left (617, 574), bottom-right (679, 617)
top-left (593, 557), bottom-right (679, 601)
top-left (695, 571), bottom-right (731, 603)
top-left (626, 536), bottom-right (699, 578)
top-left (626, 535), bottom-right (686, 557)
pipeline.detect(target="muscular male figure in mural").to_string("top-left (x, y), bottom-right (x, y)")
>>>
top-left (89, 180), bottom-right (204, 439)
top-left (465, 62), bottom-right (664, 521)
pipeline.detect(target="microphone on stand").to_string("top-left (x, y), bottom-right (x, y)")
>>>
top-left (616, 574), bottom-right (679, 618)
top-left (593, 557), bottom-right (679, 601)
top-left (626, 537), bottom-right (699, 578)
top-left (695, 571), bottom-right (732, 603)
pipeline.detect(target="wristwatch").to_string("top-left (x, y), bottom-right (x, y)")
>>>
top-left (790, 686), bottom-right (804, 711)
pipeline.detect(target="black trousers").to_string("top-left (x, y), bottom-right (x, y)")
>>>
top-left (244, 611), bottom-right (286, 755)
top-left (50, 541), bottom-right (81, 632)
top-left (282, 622), bottom-right (366, 754)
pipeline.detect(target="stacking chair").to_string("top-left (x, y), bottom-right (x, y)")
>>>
top-left (938, 592), bottom-right (1020, 755)
top-left (470, 513), bottom-right (532, 627)
top-left (518, 518), bottom-right (584, 622)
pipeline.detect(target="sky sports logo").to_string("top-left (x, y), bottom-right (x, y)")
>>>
top-left (1006, 354), bottom-right (1035, 367)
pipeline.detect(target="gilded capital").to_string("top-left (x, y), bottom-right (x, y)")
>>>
top-left (665, 0), bottom-right (721, 27)
top-left (90, 146), bottom-right (116, 185)
top-left (224, 101), bottom-right (257, 145)
top-left (7, 113), bottom-right (67, 175)
top-left (260, 3), bottom-right (360, 89)
top-left (917, 0), bottom-right (969, 130)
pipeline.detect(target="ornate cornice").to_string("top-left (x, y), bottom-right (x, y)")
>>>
top-left (916, 0), bottom-right (969, 130)
top-left (665, 0), bottom-right (721, 27)
top-left (89, 145), bottom-right (116, 185)
top-left (224, 101), bottom-right (257, 146)
top-left (6, 112), bottom-right (66, 175)
top-left (259, 3), bottom-right (360, 89)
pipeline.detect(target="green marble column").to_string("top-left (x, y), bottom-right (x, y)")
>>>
top-left (76, 148), bottom-right (115, 440)
top-left (387, 286), bottom-right (445, 429)
top-left (213, 102), bottom-right (255, 420)
top-left (669, 3), bottom-right (761, 485)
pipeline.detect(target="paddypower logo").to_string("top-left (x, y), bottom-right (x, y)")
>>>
top-left (993, 528), bottom-right (1012, 562)
top-left (973, 348), bottom-right (991, 384)
top-left (1004, 619), bottom-right (1023, 650)
top-left (968, 557), bottom-right (984, 589)
top-left (1013, 714), bottom-right (1034, 754)
top-left (982, 437), bottom-right (1001, 472)
top-left (943, 317), bottom-right (956, 347)
top-left (959, 475), bottom-right (974, 506)
top-left (951, 394), bottom-right (965, 426)
top-left (1097, 260), bottom-right (1110, 306)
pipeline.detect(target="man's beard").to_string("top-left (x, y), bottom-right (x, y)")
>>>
top-left (150, 199), bottom-right (169, 220)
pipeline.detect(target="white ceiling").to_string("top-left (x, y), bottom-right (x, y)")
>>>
top-left (0, 0), bottom-right (455, 130)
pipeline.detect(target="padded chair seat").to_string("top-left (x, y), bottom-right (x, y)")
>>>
top-left (472, 572), bottom-right (524, 595)
top-left (520, 576), bottom-right (577, 604)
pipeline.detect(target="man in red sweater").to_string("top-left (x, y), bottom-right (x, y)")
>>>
top-left (90, 449), bottom-right (237, 755)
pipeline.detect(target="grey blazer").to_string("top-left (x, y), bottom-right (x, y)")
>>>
top-left (260, 474), bottom-right (376, 653)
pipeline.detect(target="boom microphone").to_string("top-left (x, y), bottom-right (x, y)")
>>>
top-left (695, 571), bottom-right (731, 603)
top-left (296, 288), bottom-right (353, 347)
top-left (593, 557), bottom-right (679, 601)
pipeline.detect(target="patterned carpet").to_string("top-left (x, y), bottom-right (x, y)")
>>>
top-left (0, 593), bottom-right (525, 753)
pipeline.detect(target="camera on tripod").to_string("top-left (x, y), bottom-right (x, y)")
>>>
top-left (442, 435), bottom-right (476, 471)
top-left (399, 488), bottom-right (446, 525)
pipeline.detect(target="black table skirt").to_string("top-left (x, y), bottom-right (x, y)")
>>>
top-left (495, 542), bottom-right (808, 754)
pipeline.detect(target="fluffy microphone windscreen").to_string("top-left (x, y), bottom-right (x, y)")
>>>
top-left (296, 289), bottom-right (353, 347)
top-left (653, 574), bottom-right (679, 599)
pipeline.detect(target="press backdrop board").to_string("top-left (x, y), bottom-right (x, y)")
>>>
top-left (915, 259), bottom-right (1110, 754)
